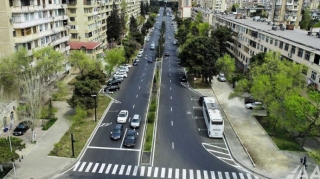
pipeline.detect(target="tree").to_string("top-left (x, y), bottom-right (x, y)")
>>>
top-left (179, 37), bottom-right (220, 84)
top-left (107, 2), bottom-right (121, 43)
top-left (175, 25), bottom-right (189, 45)
top-left (194, 12), bottom-right (203, 25)
top-left (211, 26), bottom-right (233, 57)
top-left (124, 40), bottom-right (140, 62)
top-left (140, 1), bottom-right (145, 16)
top-left (120, 0), bottom-right (129, 40)
top-left (145, 2), bottom-right (149, 14)
top-left (198, 22), bottom-right (210, 37)
top-left (68, 50), bottom-right (95, 75)
top-left (129, 15), bottom-right (138, 35)
top-left (216, 54), bottom-right (235, 81)
top-left (76, 69), bottom-right (106, 85)
top-left (299, 8), bottom-right (312, 30)
top-left (104, 47), bottom-right (126, 76)
top-left (249, 52), bottom-right (266, 66)
top-left (0, 137), bottom-right (25, 171)
top-left (232, 4), bottom-right (236, 12)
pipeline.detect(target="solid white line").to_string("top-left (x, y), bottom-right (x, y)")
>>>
top-left (197, 170), bottom-right (201, 179)
top-left (225, 172), bottom-right (230, 179)
top-left (85, 162), bottom-right (93, 172)
top-left (175, 169), bottom-right (179, 179)
top-left (120, 128), bottom-right (128, 148)
top-left (136, 94), bottom-right (138, 98)
top-left (183, 169), bottom-right (186, 179)
top-left (112, 164), bottom-right (118, 174)
top-left (133, 105), bottom-right (135, 108)
top-left (132, 166), bottom-right (138, 176)
top-left (125, 165), bottom-right (131, 175)
top-left (140, 166), bottom-right (145, 176)
top-left (154, 167), bottom-right (159, 178)
top-left (73, 161), bottom-right (80, 171)
top-left (87, 146), bottom-right (140, 151)
top-left (161, 168), bottom-right (166, 178)
top-left (119, 165), bottom-right (125, 175)
top-left (239, 173), bottom-right (245, 179)
top-left (78, 162), bottom-right (86, 172)
top-left (105, 164), bottom-right (112, 174)
top-left (147, 166), bottom-right (152, 177)
top-left (171, 121), bottom-right (173, 126)
top-left (168, 168), bottom-right (172, 178)
top-left (218, 171), bottom-right (223, 179)
top-left (217, 157), bottom-right (233, 161)
top-left (203, 170), bottom-right (209, 179)
top-left (207, 149), bottom-right (230, 156)
top-left (211, 171), bottom-right (216, 179)
top-left (189, 169), bottom-right (194, 179)
top-left (247, 173), bottom-right (253, 179)
top-left (92, 163), bottom-right (99, 173)
top-left (98, 163), bottom-right (105, 173)
top-left (171, 107), bottom-right (172, 111)
top-left (172, 142), bottom-right (174, 149)
top-left (232, 172), bottom-right (238, 179)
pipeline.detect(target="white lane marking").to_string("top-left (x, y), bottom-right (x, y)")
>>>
top-left (136, 94), bottom-right (138, 98)
top-left (112, 164), bottom-right (118, 174)
top-left (87, 146), bottom-right (140, 151)
top-left (189, 169), bottom-right (194, 179)
top-left (140, 166), bottom-right (145, 176)
top-left (145, 68), bottom-right (146, 70)
top-left (85, 162), bottom-right (93, 172)
top-left (218, 172), bottom-right (223, 179)
top-left (105, 164), bottom-right (112, 174)
top-left (128, 117), bottom-right (131, 122)
top-left (232, 172), bottom-right (238, 179)
top-left (168, 168), bottom-right (172, 178)
top-left (170, 80), bottom-right (171, 82)
top-left (170, 73), bottom-right (171, 76)
top-left (133, 105), bottom-right (135, 108)
top-left (143, 73), bottom-right (145, 75)
top-left (98, 163), bottom-right (105, 173)
top-left (154, 167), bottom-right (159, 178)
top-left (175, 169), bottom-right (179, 179)
top-left (147, 166), bottom-right (152, 177)
top-left (132, 166), bottom-right (138, 176)
top-left (197, 170), bottom-right (201, 179)
top-left (161, 168), bottom-right (166, 178)
top-left (169, 69), bottom-right (171, 71)
top-left (203, 170), bottom-right (209, 179)
top-left (120, 128), bottom-right (128, 147)
top-left (119, 165), bottom-right (125, 175)
top-left (225, 172), bottom-right (230, 179)
top-left (172, 142), bottom-right (174, 149)
top-left (170, 87), bottom-right (172, 90)
top-left (210, 171), bottom-right (216, 179)
top-left (247, 173), bottom-right (253, 179)
top-left (171, 107), bottom-right (172, 111)
top-left (92, 163), bottom-right (99, 173)
top-left (170, 96), bottom-right (172, 99)
top-left (171, 121), bottom-right (173, 126)
top-left (239, 173), bottom-right (245, 179)
top-left (73, 161), bottom-right (80, 171)
top-left (125, 165), bottom-right (132, 175)
top-left (78, 162), bottom-right (87, 172)
top-left (183, 169), bottom-right (186, 179)
top-left (141, 79), bottom-right (143, 82)
top-left (139, 86), bottom-right (141, 89)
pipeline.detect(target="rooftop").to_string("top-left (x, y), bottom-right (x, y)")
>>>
top-left (218, 14), bottom-right (320, 52)
top-left (69, 41), bottom-right (101, 50)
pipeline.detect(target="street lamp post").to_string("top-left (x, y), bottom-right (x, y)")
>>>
top-left (91, 94), bottom-right (97, 122)
top-left (194, 77), bottom-right (197, 89)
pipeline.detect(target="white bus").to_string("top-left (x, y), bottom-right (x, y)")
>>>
top-left (202, 97), bottom-right (224, 138)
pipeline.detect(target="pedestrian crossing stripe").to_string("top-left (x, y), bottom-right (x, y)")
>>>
top-left (72, 161), bottom-right (260, 179)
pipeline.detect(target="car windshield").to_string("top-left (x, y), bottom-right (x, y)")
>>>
top-left (17, 124), bottom-right (25, 129)
top-left (119, 113), bottom-right (126, 117)
top-left (126, 135), bottom-right (135, 140)
top-left (132, 119), bottom-right (139, 123)
top-left (113, 129), bottom-right (121, 134)
top-left (220, 74), bottom-right (225, 77)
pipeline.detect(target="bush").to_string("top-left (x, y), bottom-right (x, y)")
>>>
top-left (67, 77), bottom-right (77, 85)
top-left (52, 81), bottom-right (69, 101)
top-left (149, 102), bottom-right (157, 112)
top-left (148, 112), bottom-right (155, 123)
top-left (72, 107), bottom-right (88, 123)
top-left (42, 118), bottom-right (58, 130)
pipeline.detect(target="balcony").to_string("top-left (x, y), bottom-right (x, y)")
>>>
top-left (276, 0), bottom-right (282, 5)
top-left (286, 1), bottom-right (293, 5)
top-left (11, 3), bottom-right (67, 13)
top-left (68, 0), bottom-right (77, 6)
top-left (51, 35), bottom-right (70, 46)
top-left (14, 26), bottom-right (66, 44)
top-left (12, 15), bottom-right (68, 29)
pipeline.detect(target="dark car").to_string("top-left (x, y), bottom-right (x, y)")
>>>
top-left (148, 58), bottom-right (153, 63)
top-left (133, 61), bottom-right (139, 66)
top-left (123, 130), bottom-right (138, 147)
top-left (107, 79), bottom-right (121, 86)
top-left (110, 124), bottom-right (124, 140)
top-left (245, 97), bottom-right (256, 104)
top-left (165, 52), bottom-right (170, 56)
top-left (198, 96), bottom-right (207, 106)
top-left (180, 75), bottom-right (187, 82)
top-left (104, 85), bottom-right (120, 92)
top-left (13, 121), bottom-right (32, 136)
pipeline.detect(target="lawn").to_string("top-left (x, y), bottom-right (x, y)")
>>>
top-left (187, 75), bottom-right (211, 89)
top-left (255, 116), bottom-right (305, 152)
top-left (49, 95), bottom-right (111, 158)
top-left (144, 123), bottom-right (154, 151)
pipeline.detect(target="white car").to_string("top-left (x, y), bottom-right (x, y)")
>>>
top-left (117, 69), bottom-right (127, 74)
top-left (245, 102), bottom-right (265, 109)
top-left (123, 64), bottom-right (132, 68)
top-left (114, 72), bottom-right (127, 78)
top-left (119, 66), bottom-right (129, 73)
top-left (137, 52), bottom-right (143, 58)
top-left (117, 110), bottom-right (129, 123)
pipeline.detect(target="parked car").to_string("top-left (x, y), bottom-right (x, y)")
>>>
top-left (110, 76), bottom-right (123, 81)
top-left (119, 65), bottom-right (129, 72)
top-left (245, 102), bottom-right (265, 109)
top-left (13, 121), bottom-right (32, 136)
top-left (198, 96), bottom-right (208, 106)
top-left (180, 75), bottom-right (187, 82)
top-left (134, 58), bottom-right (140, 63)
top-left (122, 64), bottom-right (132, 68)
top-left (218, 73), bottom-right (226, 82)
top-left (165, 52), bottom-right (170, 56)
top-left (114, 72), bottom-right (127, 78)
top-left (173, 40), bottom-right (177, 45)
top-left (110, 124), bottom-right (124, 140)
top-left (133, 61), bottom-right (139, 66)
top-left (123, 130), bottom-right (138, 147)
top-left (104, 85), bottom-right (120, 92)
top-left (107, 79), bottom-right (122, 86)
top-left (137, 52), bottom-right (143, 58)
top-left (130, 114), bottom-right (141, 128)
top-left (244, 97), bottom-right (256, 104)
top-left (117, 110), bottom-right (129, 123)
top-left (148, 58), bottom-right (153, 63)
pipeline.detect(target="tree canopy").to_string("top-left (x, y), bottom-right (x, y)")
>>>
top-left (69, 50), bottom-right (95, 75)
top-left (107, 2), bottom-right (121, 43)
top-left (0, 137), bottom-right (25, 164)
top-left (104, 47), bottom-right (126, 76)
top-left (211, 26), bottom-right (233, 56)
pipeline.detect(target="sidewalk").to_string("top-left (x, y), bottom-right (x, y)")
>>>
top-left (196, 77), bottom-right (319, 179)
top-left (5, 101), bottom-right (76, 179)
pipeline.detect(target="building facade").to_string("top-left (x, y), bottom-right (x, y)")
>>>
top-left (178, 0), bottom-right (192, 18)
top-left (0, 0), bottom-right (70, 57)
top-left (271, 0), bottom-right (303, 27)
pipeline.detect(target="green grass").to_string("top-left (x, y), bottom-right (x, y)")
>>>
top-left (255, 116), bottom-right (305, 152)
top-left (187, 75), bottom-right (211, 89)
top-left (49, 95), bottom-right (111, 157)
top-left (67, 77), bottom-right (77, 85)
top-left (42, 118), bottom-right (58, 130)
top-left (144, 123), bottom-right (154, 151)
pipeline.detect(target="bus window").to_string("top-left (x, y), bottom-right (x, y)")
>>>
top-left (211, 121), bottom-right (223, 125)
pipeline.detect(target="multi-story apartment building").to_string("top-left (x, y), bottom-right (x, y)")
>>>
top-left (178, 0), bottom-right (192, 18)
top-left (271, 0), bottom-right (303, 27)
top-left (200, 0), bottom-right (226, 12)
top-left (67, 0), bottom-right (140, 58)
top-left (0, 0), bottom-right (70, 56)
top-left (211, 14), bottom-right (320, 89)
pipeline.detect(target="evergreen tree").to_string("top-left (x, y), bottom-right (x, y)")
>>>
top-left (232, 4), bottom-right (236, 12)
top-left (120, 0), bottom-right (128, 39)
top-left (145, 2), bottom-right (149, 14)
top-left (107, 2), bottom-right (121, 43)
top-left (299, 8), bottom-right (312, 30)
top-left (140, 2), bottom-right (145, 16)
top-left (129, 15), bottom-right (138, 35)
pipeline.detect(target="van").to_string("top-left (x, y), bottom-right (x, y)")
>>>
top-left (150, 42), bottom-right (155, 50)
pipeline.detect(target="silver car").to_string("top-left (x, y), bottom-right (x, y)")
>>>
top-left (130, 114), bottom-right (141, 128)
top-left (218, 73), bottom-right (226, 82)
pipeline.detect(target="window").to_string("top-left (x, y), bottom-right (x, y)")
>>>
top-left (270, 38), bottom-right (273, 45)
top-left (305, 51), bottom-right (310, 61)
top-left (27, 42), bottom-right (32, 50)
top-left (261, 34), bottom-right (265, 40)
top-left (284, 43), bottom-right (289, 51)
top-left (41, 38), bottom-right (45, 45)
top-left (266, 37), bottom-right (269, 43)
top-left (24, 13), bottom-right (29, 21)
top-left (70, 17), bottom-right (75, 21)
top-left (291, 46), bottom-right (296, 54)
top-left (71, 33), bottom-right (78, 39)
top-left (13, 31), bottom-right (16, 37)
top-left (34, 40), bottom-right (38, 47)
top-left (33, 26), bottom-right (37, 33)
top-left (264, 47), bottom-right (267, 52)
top-left (30, 13), bottom-right (34, 20)
top-left (279, 41), bottom-right (283, 49)
top-left (70, 25), bottom-right (76, 29)
top-left (298, 48), bottom-right (303, 57)
top-left (275, 40), bottom-right (278, 47)
top-left (46, 36), bottom-right (50, 43)
top-left (257, 44), bottom-right (260, 50)
top-left (21, 29), bottom-right (25, 36)
top-left (70, 9), bottom-right (76, 13)
top-left (311, 71), bottom-right (317, 80)
top-left (39, 25), bottom-right (43, 32)
top-left (260, 45), bottom-right (263, 51)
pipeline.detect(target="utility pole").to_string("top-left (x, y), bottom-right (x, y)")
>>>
top-left (71, 133), bottom-right (75, 157)
top-left (91, 94), bottom-right (97, 122)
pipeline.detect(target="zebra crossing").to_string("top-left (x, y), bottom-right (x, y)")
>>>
top-left (72, 162), bottom-right (259, 179)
